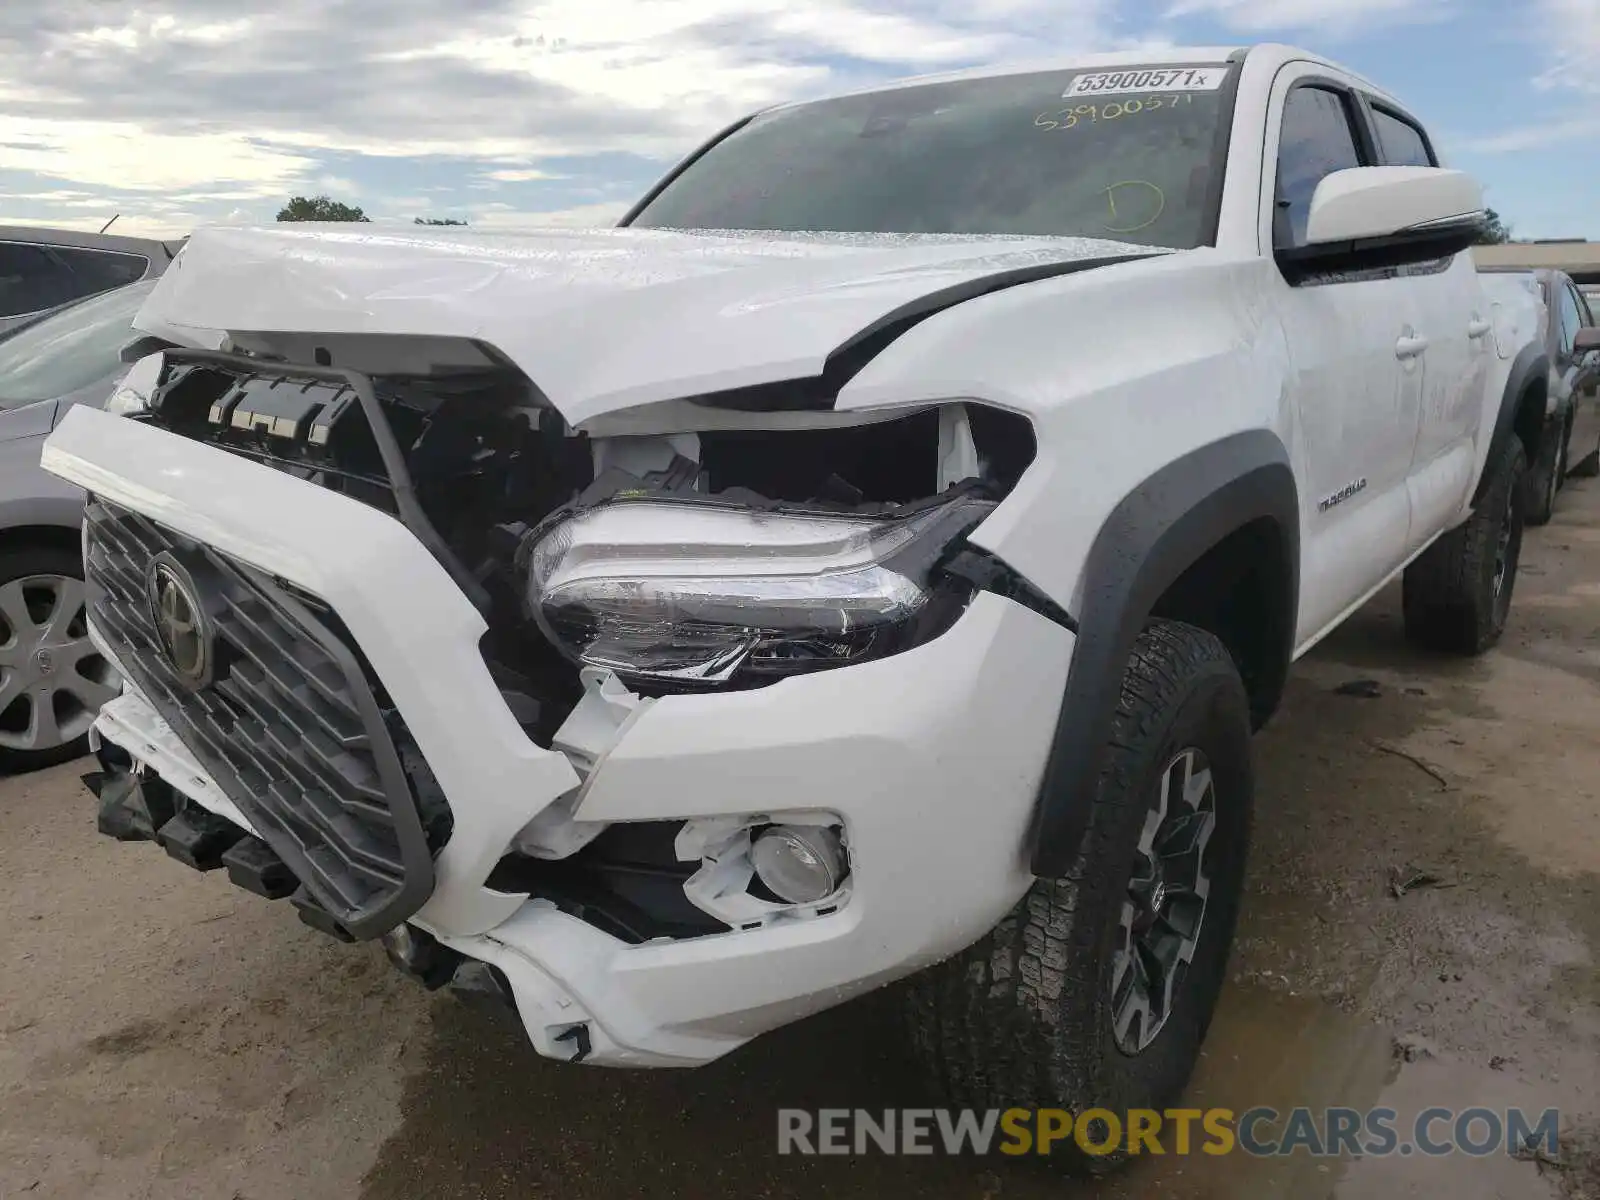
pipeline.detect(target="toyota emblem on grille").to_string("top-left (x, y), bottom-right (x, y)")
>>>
top-left (146, 555), bottom-right (212, 687)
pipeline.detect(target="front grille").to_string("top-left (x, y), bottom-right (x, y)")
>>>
top-left (83, 498), bottom-right (442, 938)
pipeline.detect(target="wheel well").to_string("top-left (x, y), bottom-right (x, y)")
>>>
top-left (1148, 517), bottom-right (1294, 730)
top-left (1514, 379), bottom-right (1548, 461)
top-left (0, 523), bottom-right (81, 561)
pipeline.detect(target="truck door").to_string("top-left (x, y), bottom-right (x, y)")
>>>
top-left (1264, 71), bottom-right (1421, 643)
top-left (1358, 101), bottom-right (1487, 555)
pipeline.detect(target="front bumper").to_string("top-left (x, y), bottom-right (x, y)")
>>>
top-left (48, 405), bottom-right (1075, 1066)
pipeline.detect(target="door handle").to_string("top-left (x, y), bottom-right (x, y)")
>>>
top-left (1467, 318), bottom-right (1492, 339)
top-left (1395, 335), bottom-right (1429, 360)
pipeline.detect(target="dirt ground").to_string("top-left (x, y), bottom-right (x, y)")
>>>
top-left (3, 479), bottom-right (1599, 1200)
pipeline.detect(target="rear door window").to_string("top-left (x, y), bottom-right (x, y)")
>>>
top-left (1370, 107), bottom-right (1435, 167)
top-left (0, 242), bottom-right (147, 320)
top-left (0, 243), bottom-right (77, 318)
top-left (57, 247), bottom-right (148, 295)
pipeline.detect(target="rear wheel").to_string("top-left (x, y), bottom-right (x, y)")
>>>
top-left (0, 544), bottom-right (121, 773)
top-left (1402, 435), bottom-right (1527, 655)
top-left (903, 620), bottom-right (1253, 1176)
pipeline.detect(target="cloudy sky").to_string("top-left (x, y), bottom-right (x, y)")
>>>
top-left (2, 0), bottom-right (1597, 239)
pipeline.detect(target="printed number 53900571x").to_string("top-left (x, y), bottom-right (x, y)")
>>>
top-left (1063, 67), bottom-right (1226, 98)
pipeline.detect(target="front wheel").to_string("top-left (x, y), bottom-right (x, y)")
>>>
top-left (903, 620), bottom-right (1253, 1176)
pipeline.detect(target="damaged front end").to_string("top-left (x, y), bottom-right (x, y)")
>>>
top-left (85, 341), bottom-right (1050, 953)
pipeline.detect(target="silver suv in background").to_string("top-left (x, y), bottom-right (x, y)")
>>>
top-left (0, 226), bottom-right (181, 334)
top-left (0, 282), bottom-right (156, 771)
top-left (1478, 266), bottom-right (1600, 522)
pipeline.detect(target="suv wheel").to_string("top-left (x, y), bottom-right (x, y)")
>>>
top-left (0, 544), bottom-right (121, 773)
top-left (1570, 423), bottom-right (1600, 479)
top-left (1526, 414), bottom-right (1567, 527)
top-left (903, 620), bottom-right (1253, 1176)
top-left (1402, 435), bottom-right (1527, 655)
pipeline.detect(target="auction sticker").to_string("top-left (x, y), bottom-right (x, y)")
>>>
top-left (1063, 66), bottom-right (1227, 97)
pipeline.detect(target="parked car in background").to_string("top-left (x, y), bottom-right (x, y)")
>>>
top-left (0, 282), bottom-right (156, 770)
top-left (0, 226), bottom-right (180, 334)
top-left (1478, 266), bottom-right (1600, 522)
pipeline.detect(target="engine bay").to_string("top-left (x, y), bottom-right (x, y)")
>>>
top-left (136, 351), bottom-right (1038, 747)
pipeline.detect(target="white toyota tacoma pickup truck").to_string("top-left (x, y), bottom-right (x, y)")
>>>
top-left (42, 43), bottom-right (1548, 1172)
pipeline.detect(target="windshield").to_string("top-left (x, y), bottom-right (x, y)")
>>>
top-left (0, 281), bottom-right (152, 408)
top-left (629, 64), bottom-right (1236, 250)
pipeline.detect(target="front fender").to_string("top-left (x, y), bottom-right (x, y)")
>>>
top-left (830, 252), bottom-right (1300, 876)
top-left (1027, 431), bottom-right (1297, 877)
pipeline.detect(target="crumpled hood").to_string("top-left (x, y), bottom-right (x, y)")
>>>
top-left (136, 224), bottom-right (1165, 425)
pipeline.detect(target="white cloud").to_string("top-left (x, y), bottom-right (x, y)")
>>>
top-left (482, 168), bottom-right (565, 183)
top-left (1458, 113), bottom-right (1600, 154)
top-left (314, 174), bottom-right (362, 197)
top-left (466, 200), bottom-right (633, 229)
top-left (0, 115), bottom-right (316, 193)
top-left (1164, 0), bottom-right (1448, 33)
top-left (0, 0), bottom-right (1127, 232)
top-left (1534, 0), bottom-right (1600, 92)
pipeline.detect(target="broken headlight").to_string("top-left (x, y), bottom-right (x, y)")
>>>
top-left (526, 492), bottom-right (994, 685)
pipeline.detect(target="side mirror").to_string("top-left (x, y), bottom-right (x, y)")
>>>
top-left (1575, 327), bottom-right (1600, 355)
top-left (1278, 166), bottom-right (1485, 284)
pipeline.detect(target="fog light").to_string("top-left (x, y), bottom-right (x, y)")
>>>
top-left (751, 825), bottom-right (846, 904)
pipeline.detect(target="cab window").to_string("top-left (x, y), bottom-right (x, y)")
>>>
top-left (1274, 86), bottom-right (1365, 248)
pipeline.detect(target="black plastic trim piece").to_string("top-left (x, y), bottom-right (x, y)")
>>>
top-left (941, 547), bottom-right (1078, 633)
top-left (1028, 430), bottom-right (1300, 879)
top-left (555, 1023), bottom-right (593, 1064)
top-left (292, 888), bottom-right (356, 942)
top-left (1476, 340), bottom-right (1550, 505)
top-left (156, 807), bottom-right (246, 871)
top-left (222, 836), bottom-right (299, 899)
top-left (1277, 223), bottom-right (1483, 287)
top-left (616, 113), bottom-right (761, 227)
top-left (152, 347), bottom-right (490, 615)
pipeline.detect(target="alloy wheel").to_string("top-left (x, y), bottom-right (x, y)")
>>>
top-left (0, 574), bottom-right (120, 754)
top-left (1110, 747), bottom-right (1217, 1056)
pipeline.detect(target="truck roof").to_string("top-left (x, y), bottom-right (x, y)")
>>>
top-left (767, 43), bottom-right (1396, 109)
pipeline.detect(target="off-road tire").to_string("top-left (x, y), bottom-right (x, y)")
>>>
top-left (1525, 414), bottom-right (1565, 527)
top-left (1402, 435), bottom-right (1527, 655)
top-left (902, 620), bottom-right (1253, 1177)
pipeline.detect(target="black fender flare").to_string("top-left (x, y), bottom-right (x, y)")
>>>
top-left (1028, 429), bottom-right (1300, 879)
top-left (1475, 342), bottom-right (1549, 504)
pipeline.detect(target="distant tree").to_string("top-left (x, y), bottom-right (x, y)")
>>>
top-left (1476, 207), bottom-right (1512, 245)
top-left (277, 195), bottom-right (369, 222)
top-left (415, 217), bottom-right (468, 226)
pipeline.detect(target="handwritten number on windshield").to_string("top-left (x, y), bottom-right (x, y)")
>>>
top-left (1033, 93), bottom-right (1194, 130)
